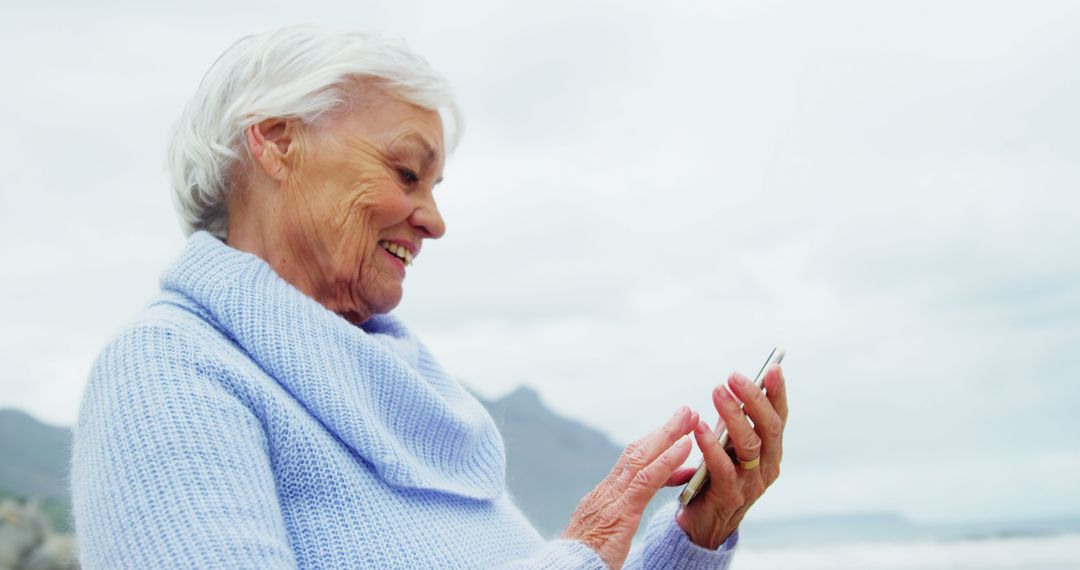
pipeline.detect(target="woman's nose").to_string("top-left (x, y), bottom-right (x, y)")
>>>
top-left (410, 196), bottom-right (446, 239)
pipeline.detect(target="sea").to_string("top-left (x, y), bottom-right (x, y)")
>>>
top-left (733, 533), bottom-right (1080, 569)
top-left (725, 513), bottom-right (1080, 570)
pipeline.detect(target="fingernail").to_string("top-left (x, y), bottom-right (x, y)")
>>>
top-left (732, 373), bottom-right (750, 387)
top-left (715, 385), bottom-right (731, 399)
top-left (671, 406), bottom-right (689, 422)
top-left (696, 419), bottom-right (710, 434)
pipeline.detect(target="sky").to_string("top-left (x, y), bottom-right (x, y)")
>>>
top-left (1, 0), bottom-right (1078, 526)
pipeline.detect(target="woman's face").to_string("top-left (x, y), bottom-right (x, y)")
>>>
top-left (272, 89), bottom-right (446, 324)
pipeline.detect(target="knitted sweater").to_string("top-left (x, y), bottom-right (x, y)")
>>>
top-left (71, 231), bottom-right (738, 569)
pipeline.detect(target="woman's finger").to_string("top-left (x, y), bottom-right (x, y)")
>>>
top-left (764, 365), bottom-right (789, 427)
top-left (728, 368), bottom-right (783, 468)
top-left (664, 466), bottom-right (698, 487)
top-left (615, 407), bottom-right (696, 487)
top-left (691, 418), bottom-right (740, 506)
top-left (713, 378), bottom-right (761, 463)
top-left (626, 436), bottom-right (693, 504)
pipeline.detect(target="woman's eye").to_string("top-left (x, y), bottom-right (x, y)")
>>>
top-left (397, 168), bottom-right (420, 185)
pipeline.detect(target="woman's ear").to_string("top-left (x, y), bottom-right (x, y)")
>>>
top-left (246, 118), bottom-right (298, 182)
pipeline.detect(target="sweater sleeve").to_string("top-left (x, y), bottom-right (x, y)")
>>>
top-left (624, 501), bottom-right (739, 570)
top-left (499, 502), bottom-right (736, 569)
top-left (71, 324), bottom-right (297, 569)
top-left (501, 539), bottom-right (607, 569)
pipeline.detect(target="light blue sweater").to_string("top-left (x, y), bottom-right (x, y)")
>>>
top-left (71, 231), bottom-right (737, 569)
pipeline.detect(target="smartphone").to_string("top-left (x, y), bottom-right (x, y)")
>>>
top-left (678, 347), bottom-right (785, 506)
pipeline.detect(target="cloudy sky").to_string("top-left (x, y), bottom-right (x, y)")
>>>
top-left (2, 1), bottom-right (1077, 525)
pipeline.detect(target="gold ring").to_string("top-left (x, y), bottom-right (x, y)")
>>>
top-left (738, 457), bottom-right (760, 470)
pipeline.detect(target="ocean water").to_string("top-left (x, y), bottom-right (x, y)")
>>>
top-left (732, 533), bottom-right (1080, 570)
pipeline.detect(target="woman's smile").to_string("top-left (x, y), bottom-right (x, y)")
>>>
top-left (376, 239), bottom-right (416, 278)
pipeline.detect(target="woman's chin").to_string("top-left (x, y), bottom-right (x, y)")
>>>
top-left (359, 288), bottom-right (404, 319)
top-left (338, 296), bottom-right (401, 325)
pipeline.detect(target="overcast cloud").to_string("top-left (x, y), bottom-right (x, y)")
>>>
top-left (1, 0), bottom-right (1078, 525)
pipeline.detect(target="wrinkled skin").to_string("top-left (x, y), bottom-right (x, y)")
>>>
top-left (227, 83), bottom-right (446, 324)
top-left (562, 366), bottom-right (788, 568)
top-left (561, 407), bottom-right (697, 569)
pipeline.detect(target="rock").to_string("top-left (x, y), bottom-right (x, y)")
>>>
top-left (21, 534), bottom-right (77, 570)
top-left (0, 499), bottom-right (75, 570)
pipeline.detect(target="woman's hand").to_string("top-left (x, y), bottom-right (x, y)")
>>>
top-left (676, 365), bottom-right (789, 549)
top-left (562, 406), bottom-right (698, 570)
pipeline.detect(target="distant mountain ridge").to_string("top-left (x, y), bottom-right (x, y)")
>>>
top-left (0, 409), bottom-right (70, 500)
top-left (477, 386), bottom-right (623, 536)
top-left (738, 510), bottom-right (1080, 548)
top-left (0, 386), bottom-right (626, 538)
top-left (5, 396), bottom-right (1078, 547)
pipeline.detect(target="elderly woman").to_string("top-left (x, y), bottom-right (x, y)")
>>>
top-left (71, 25), bottom-right (789, 569)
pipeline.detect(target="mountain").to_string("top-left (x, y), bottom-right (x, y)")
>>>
top-left (0, 409), bottom-right (70, 499)
top-left (0, 387), bottom-right (626, 539)
top-left (738, 511), bottom-right (1080, 548)
top-left (739, 511), bottom-right (927, 547)
top-left (0, 409), bottom-right (72, 533)
top-left (477, 386), bottom-right (623, 537)
top-left (4, 400), bottom-right (1078, 551)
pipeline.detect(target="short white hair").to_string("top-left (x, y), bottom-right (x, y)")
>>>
top-left (167, 24), bottom-right (462, 238)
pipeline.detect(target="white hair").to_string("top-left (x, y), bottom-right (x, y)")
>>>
top-left (167, 24), bottom-right (462, 238)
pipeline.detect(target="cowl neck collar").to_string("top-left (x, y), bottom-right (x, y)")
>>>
top-left (160, 231), bottom-right (505, 500)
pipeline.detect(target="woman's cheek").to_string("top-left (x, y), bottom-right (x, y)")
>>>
top-left (335, 215), bottom-right (376, 283)
top-left (372, 192), bottom-right (415, 227)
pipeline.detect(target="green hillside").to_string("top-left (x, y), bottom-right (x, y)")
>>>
top-left (0, 409), bottom-right (70, 498)
top-left (0, 409), bottom-right (72, 532)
